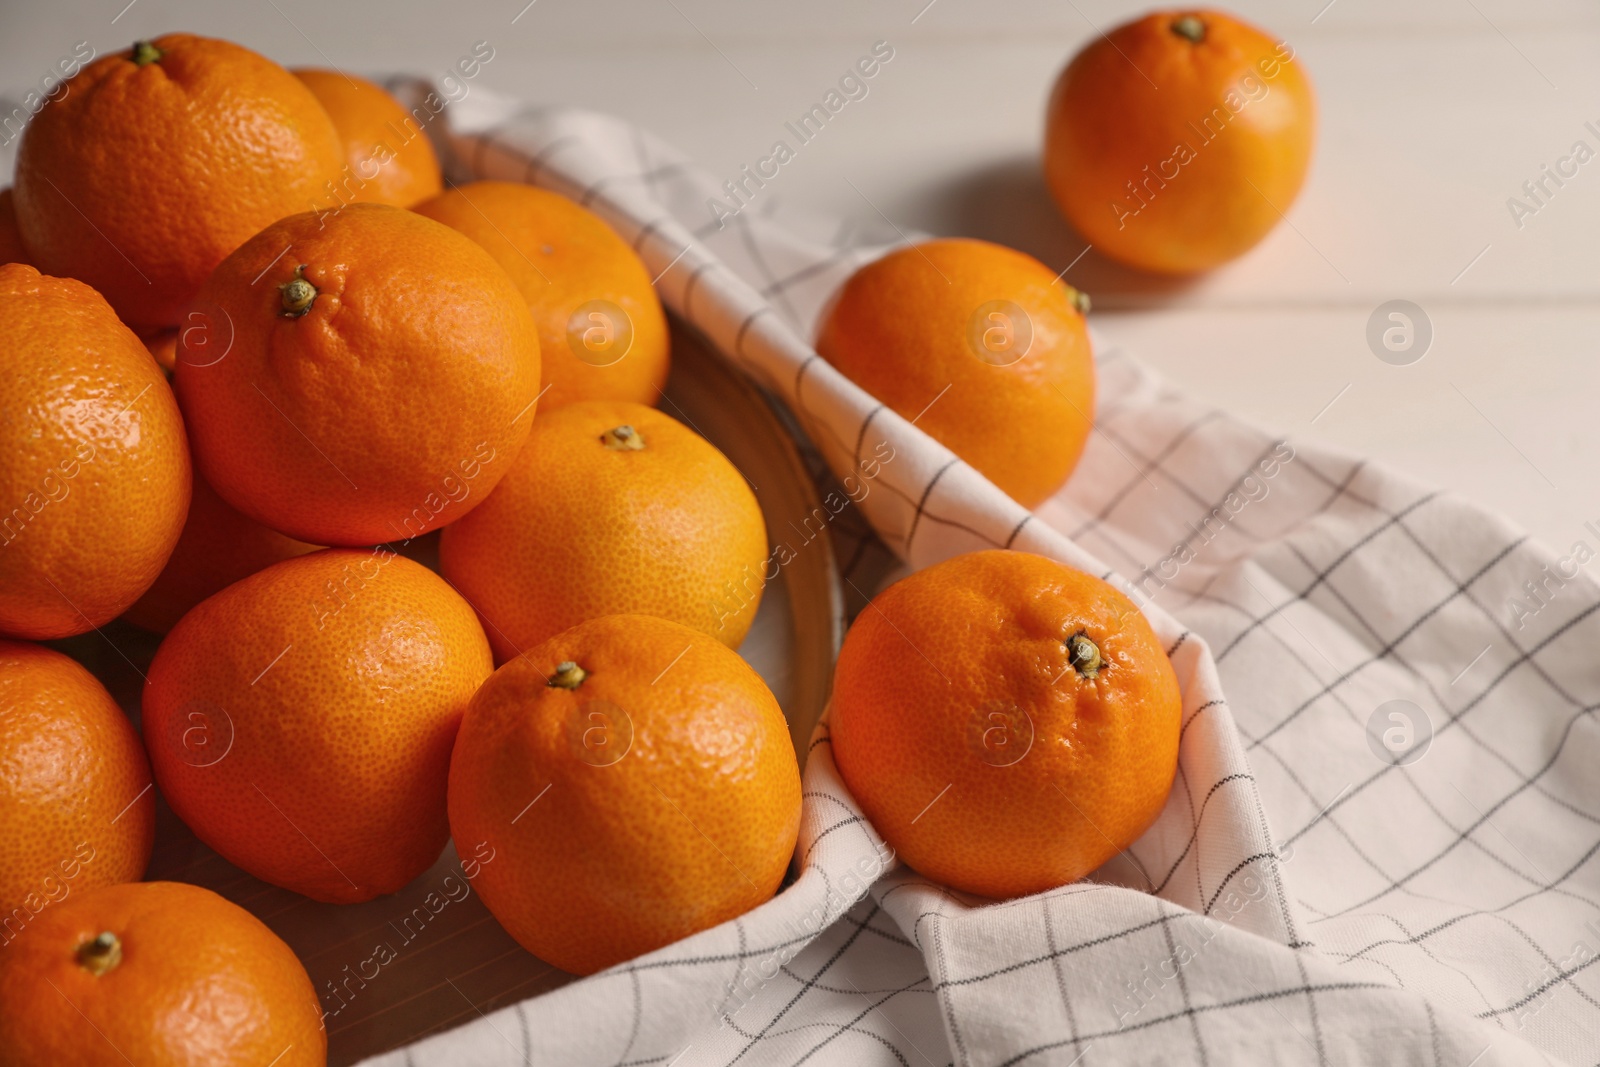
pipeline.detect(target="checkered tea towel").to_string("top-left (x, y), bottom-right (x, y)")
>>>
top-left (358, 88), bottom-right (1600, 1067)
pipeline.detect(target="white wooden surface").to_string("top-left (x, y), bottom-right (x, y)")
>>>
top-left (3, 0), bottom-right (1597, 553)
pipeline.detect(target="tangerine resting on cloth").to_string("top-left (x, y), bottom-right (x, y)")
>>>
top-left (828, 549), bottom-right (1181, 899)
top-left (816, 238), bottom-right (1095, 509)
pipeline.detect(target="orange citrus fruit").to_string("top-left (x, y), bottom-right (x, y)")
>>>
top-left (414, 181), bottom-right (670, 409)
top-left (0, 263), bottom-right (190, 640)
top-left (13, 35), bottom-right (344, 331)
top-left (0, 880), bottom-right (326, 1066)
top-left (123, 472), bottom-right (320, 635)
top-left (174, 202), bottom-right (541, 547)
top-left (448, 614), bottom-right (801, 975)
top-left (816, 238), bottom-right (1094, 508)
top-left (829, 550), bottom-right (1180, 899)
top-left (1044, 10), bottom-right (1316, 274)
top-left (0, 189), bottom-right (28, 266)
top-left (439, 401), bottom-right (767, 660)
top-left (0, 641), bottom-right (154, 924)
top-left (293, 68), bottom-right (443, 208)
top-left (143, 549), bottom-right (493, 903)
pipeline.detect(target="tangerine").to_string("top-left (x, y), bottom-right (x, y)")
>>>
top-left (13, 35), bottom-right (344, 330)
top-left (0, 641), bottom-right (154, 922)
top-left (0, 880), bottom-right (326, 1066)
top-left (1043, 9), bottom-right (1316, 273)
top-left (828, 550), bottom-right (1181, 899)
top-left (448, 614), bottom-right (801, 974)
top-left (816, 238), bottom-right (1094, 508)
top-left (439, 401), bottom-right (767, 659)
top-left (293, 68), bottom-right (443, 208)
top-left (0, 189), bottom-right (28, 266)
top-left (123, 472), bottom-right (320, 635)
top-left (174, 202), bottom-right (541, 547)
top-left (0, 263), bottom-right (190, 640)
top-left (142, 549), bottom-right (493, 903)
top-left (415, 181), bottom-right (670, 409)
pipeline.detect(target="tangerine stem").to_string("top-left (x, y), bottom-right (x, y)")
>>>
top-left (279, 266), bottom-right (317, 318)
top-left (601, 425), bottom-right (645, 451)
top-left (76, 932), bottom-right (122, 976)
top-left (131, 41), bottom-right (163, 66)
top-left (548, 661), bottom-right (588, 689)
top-left (1066, 632), bottom-right (1103, 680)
top-left (1170, 15), bottom-right (1206, 43)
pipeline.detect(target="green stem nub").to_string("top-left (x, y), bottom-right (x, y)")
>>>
top-left (1066, 632), bottom-right (1103, 680)
top-left (279, 266), bottom-right (317, 318)
top-left (1067, 287), bottom-right (1092, 317)
top-left (601, 425), bottom-right (645, 451)
top-left (131, 41), bottom-right (163, 66)
top-left (548, 661), bottom-right (588, 689)
top-left (1170, 15), bottom-right (1206, 43)
top-left (77, 932), bottom-right (123, 976)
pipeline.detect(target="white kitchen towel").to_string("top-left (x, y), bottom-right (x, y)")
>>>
top-left (359, 90), bottom-right (1600, 1067)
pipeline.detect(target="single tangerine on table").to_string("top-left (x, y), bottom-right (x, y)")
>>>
top-left (0, 640), bottom-right (154, 920)
top-left (1043, 9), bottom-right (1316, 274)
top-left (0, 881), bottom-right (326, 1066)
top-left (293, 68), bottom-right (444, 208)
top-left (12, 35), bottom-right (345, 331)
top-left (816, 238), bottom-right (1095, 509)
top-left (0, 263), bottom-right (190, 641)
top-left (415, 181), bottom-right (671, 409)
top-left (828, 549), bottom-right (1182, 900)
top-left (439, 401), bottom-right (768, 659)
top-left (142, 549), bottom-right (493, 904)
top-left (448, 614), bottom-right (802, 975)
top-left (174, 202), bottom-right (541, 547)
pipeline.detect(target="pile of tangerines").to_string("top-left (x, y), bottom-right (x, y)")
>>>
top-left (0, 11), bottom-right (1311, 1065)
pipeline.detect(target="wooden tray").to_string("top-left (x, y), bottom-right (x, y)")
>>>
top-left (56, 319), bottom-right (843, 1065)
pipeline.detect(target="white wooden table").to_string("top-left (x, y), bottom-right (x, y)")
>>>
top-left (4, 0), bottom-right (1596, 555)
